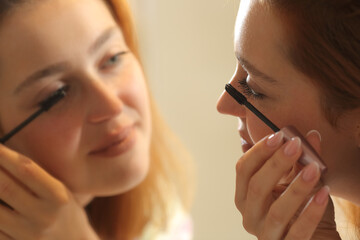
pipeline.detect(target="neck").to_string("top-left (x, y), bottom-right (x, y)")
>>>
top-left (74, 194), bottom-right (94, 207)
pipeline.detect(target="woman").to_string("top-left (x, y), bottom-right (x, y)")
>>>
top-left (0, 0), bottom-right (193, 239)
top-left (217, 0), bottom-right (360, 239)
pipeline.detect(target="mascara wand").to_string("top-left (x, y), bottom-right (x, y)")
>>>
top-left (0, 87), bottom-right (67, 144)
top-left (225, 83), bottom-right (280, 132)
top-left (224, 83), bottom-right (327, 173)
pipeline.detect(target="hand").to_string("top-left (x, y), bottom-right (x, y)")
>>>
top-left (235, 129), bottom-right (341, 239)
top-left (0, 145), bottom-right (99, 240)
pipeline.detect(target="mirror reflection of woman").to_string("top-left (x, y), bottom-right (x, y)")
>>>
top-left (218, 0), bottom-right (360, 239)
top-left (0, 0), bottom-right (193, 239)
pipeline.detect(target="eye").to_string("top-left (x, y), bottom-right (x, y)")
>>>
top-left (100, 51), bottom-right (128, 70)
top-left (238, 78), bottom-right (265, 100)
top-left (38, 85), bottom-right (70, 108)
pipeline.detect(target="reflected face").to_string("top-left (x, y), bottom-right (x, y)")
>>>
top-left (0, 0), bottom-right (151, 199)
top-left (217, 0), bottom-right (359, 198)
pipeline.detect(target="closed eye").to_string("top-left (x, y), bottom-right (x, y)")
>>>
top-left (38, 85), bottom-right (70, 107)
top-left (238, 78), bottom-right (265, 100)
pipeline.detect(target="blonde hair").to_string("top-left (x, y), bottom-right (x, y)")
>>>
top-left (335, 198), bottom-right (360, 238)
top-left (0, 0), bottom-right (193, 239)
top-left (85, 0), bottom-right (194, 239)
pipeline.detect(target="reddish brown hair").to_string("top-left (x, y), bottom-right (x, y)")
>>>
top-left (264, 0), bottom-right (360, 125)
top-left (262, 0), bottom-right (360, 236)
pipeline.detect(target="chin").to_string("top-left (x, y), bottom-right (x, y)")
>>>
top-left (94, 154), bottom-right (150, 197)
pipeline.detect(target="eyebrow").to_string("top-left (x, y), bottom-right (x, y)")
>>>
top-left (88, 27), bottom-right (117, 55)
top-left (13, 27), bottom-right (117, 95)
top-left (235, 52), bottom-right (277, 84)
top-left (13, 62), bottom-right (70, 95)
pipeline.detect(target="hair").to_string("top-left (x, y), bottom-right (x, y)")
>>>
top-left (0, 0), bottom-right (194, 239)
top-left (261, 0), bottom-right (360, 237)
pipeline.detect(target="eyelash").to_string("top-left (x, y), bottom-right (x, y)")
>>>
top-left (38, 85), bottom-right (70, 107)
top-left (100, 51), bottom-right (128, 70)
top-left (36, 51), bottom-right (128, 107)
top-left (238, 78), bottom-right (265, 100)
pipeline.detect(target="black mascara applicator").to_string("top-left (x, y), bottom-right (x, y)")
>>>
top-left (225, 83), bottom-right (327, 173)
top-left (0, 87), bottom-right (66, 209)
top-left (0, 87), bottom-right (67, 144)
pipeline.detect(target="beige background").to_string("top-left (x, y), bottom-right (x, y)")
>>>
top-left (128, 1), bottom-right (256, 239)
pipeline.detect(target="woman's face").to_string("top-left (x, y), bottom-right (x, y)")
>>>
top-left (0, 0), bottom-right (151, 202)
top-left (217, 0), bottom-right (360, 200)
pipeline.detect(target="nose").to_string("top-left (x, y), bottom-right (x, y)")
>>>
top-left (216, 78), bottom-right (246, 117)
top-left (87, 80), bottom-right (123, 124)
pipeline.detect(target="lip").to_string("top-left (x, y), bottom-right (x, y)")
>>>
top-left (89, 125), bottom-right (136, 158)
top-left (239, 131), bottom-right (253, 153)
top-left (240, 137), bottom-right (253, 153)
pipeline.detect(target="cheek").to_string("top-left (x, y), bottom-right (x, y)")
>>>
top-left (246, 113), bottom-right (273, 143)
top-left (12, 113), bottom-right (82, 177)
top-left (122, 63), bottom-right (151, 129)
top-left (127, 75), bottom-right (149, 113)
top-left (246, 104), bottom-right (324, 145)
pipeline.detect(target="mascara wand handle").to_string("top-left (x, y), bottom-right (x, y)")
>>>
top-left (0, 108), bottom-right (45, 144)
top-left (0, 87), bottom-right (66, 144)
top-left (243, 101), bottom-right (280, 132)
top-left (224, 83), bottom-right (280, 132)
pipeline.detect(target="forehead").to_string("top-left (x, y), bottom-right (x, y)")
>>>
top-left (234, 0), bottom-right (297, 82)
top-left (0, 0), bottom-right (118, 90)
top-left (234, 0), bottom-right (286, 60)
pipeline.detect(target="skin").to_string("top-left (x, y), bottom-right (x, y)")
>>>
top-left (217, 0), bottom-right (360, 238)
top-left (0, 0), bottom-right (151, 238)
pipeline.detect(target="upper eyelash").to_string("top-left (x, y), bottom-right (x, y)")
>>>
top-left (101, 51), bottom-right (129, 69)
top-left (238, 78), bottom-right (264, 100)
top-left (35, 51), bottom-right (128, 108)
top-left (38, 85), bottom-right (69, 107)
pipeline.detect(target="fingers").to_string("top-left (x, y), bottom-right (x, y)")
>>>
top-left (285, 186), bottom-right (330, 240)
top-left (235, 131), bottom-right (284, 213)
top-left (0, 203), bottom-right (42, 240)
top-left (0, 204), bottom-right (24, 239)
top-left (261, 162), bottom-right (321, 239)
top-left (0, 167), bottom-right (38, 217)
top-left (236, 128), bottom-right (325, 237)
top-left (0, 146), bottom-right (73, 239)
top-left (243, 137), bottom-right (303, 231)
top-left (0, 145), bottom-right (67, 203)
top-left (0, 229), bottom-right (14, 240)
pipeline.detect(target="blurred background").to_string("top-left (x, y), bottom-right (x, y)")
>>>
top-left (128, 0), bottom-right (255, 239)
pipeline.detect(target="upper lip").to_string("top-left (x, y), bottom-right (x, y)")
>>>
top-left (89, 125), bottom-right (134, 154)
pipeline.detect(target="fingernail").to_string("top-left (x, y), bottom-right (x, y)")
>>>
top-left (315, 186), bottom-right (330, 205)
top-left (266, 131), bottom-right (284, 147)
top-left (284, 137), bottom-right (301, 156)
top-left (302, 162), bottom-right (319, 182)
top-left (306, 130), bottom-right (322, 142)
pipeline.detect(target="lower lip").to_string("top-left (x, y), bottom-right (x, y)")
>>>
top-left (241, 139), bottom-right (253, 153)
top-left (90, 127), bottom-right (136, 158)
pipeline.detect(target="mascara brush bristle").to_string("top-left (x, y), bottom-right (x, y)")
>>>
top-left (225, 83), bottom-right (247, 105)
